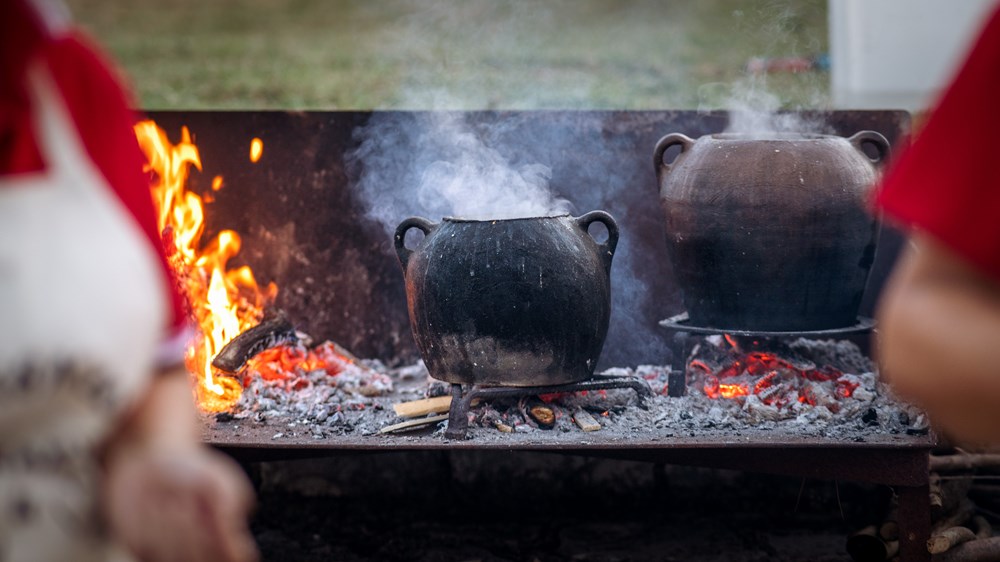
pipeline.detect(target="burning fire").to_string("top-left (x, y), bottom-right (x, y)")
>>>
top-left (689, 337), bottom-right (858, 411)
top-left (249, 137), bottom-right (263, 163)
top-left (135, 120), bottom-right (276, 411)
top-left (135, 122), bottom-right (364, 411)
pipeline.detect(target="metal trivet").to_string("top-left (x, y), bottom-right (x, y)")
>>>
top-left (445, 374), bottom-right (653, 439)
top-left (658, 312), bottom-right (876, 338)
top-left (658, 313), bottom-right (877, 397)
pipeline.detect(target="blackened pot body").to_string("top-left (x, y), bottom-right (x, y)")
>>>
top-left (654, 131), bottom-right (889, 331)
top-left (394, 212), bottom-right (618, 386)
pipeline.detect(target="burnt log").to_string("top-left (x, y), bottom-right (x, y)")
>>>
top-left (528, 404), bottom-right (556, 429)
top-left (930, 454), bottom-right (1000, 472)
top-left (928, 527), bottom-right (977, 555)
top-left (848, 524), bottom-right (899, 562)
top-left (212, 311), bottom-right (298, 373)
top-left (931, 536), bottom-right (1000, 562)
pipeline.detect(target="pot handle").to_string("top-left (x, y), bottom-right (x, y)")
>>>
top-left (653, 133), bottom-right (694, 178)
top-left (577, 210), bottom-right (619, 269)
top-left (848, 130), bottom-right (890, 166)
top-left (394, 216), bottom-right (437, 272)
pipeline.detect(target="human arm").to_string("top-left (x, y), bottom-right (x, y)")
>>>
top-left (102, 367), bottom-right (259, 562)
top-left (876, 233), bottom-right (1000, 446)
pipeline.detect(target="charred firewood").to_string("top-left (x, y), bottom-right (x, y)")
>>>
top-left (517, 398), bottom-right (556, 429)
top-left (930, 453), bottom-right (1000, 472)
top-left (528, 404), bottom-right (556, 429)
top-left (494, 421), bottom-right (514, 433)
top-left (212, 310), bottom-right (298, 373)
top-left (847, 525), bottom-right (898, 562)
top-left (932, 537), bottom-right (1000, 562)
top-left (929, 527), bottom-right (977, 555)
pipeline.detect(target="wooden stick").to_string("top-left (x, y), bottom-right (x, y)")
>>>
top-left (393, 396), bottom-right (453, 418)
top-left (928, 527), bottom-right (977, 554)
top-left (932, 537), bottom-right (1000, 562)
top-left (573, 410), bottom-right (601, 432)
top-left (379, 414), bottom-right (448, 434)
top-left (931, 454), bottom-right (1000, 472)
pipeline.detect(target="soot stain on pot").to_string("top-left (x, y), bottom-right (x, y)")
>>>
top-left (396, 214), bottom-right (616, 387)
top-left (654, 130), bottom-right (889, 332)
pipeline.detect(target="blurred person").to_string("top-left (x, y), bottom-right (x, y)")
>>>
top-left (875, 3), bottom-right (1000, 446)
top-left (0, 1), bottom-right (258, 561)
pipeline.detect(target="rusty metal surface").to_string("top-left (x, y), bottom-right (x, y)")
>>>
top-left (204, 420), bottom-right (933, 484)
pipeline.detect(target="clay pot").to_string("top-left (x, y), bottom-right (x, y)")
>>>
top-left (653, 131), bottom-right (889, 331)
top-left (394, 212), bottom-right (618, 386)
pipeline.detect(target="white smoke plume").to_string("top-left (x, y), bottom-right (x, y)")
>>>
top-left (348, 110), bottom-right (573, 232)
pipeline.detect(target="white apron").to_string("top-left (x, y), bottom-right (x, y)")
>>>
top-left (0, 62), bottom-right (168, 562)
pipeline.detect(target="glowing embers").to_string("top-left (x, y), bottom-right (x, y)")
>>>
top-left (244, 342), bottom-right (348, 385)
top-left (687, 335), bottom-right (862, 413)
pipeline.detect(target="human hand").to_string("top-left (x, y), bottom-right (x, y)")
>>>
top-left (103, 443), bottom-right (259, 562)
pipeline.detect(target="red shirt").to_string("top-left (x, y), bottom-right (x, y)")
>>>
top-left (874, 4), bottom-right (1000, 281)
top-left (0, 0), bottom-right (186, 338)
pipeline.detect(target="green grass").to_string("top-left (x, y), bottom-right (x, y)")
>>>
top-left (66, 0), bottom-right (829, 110)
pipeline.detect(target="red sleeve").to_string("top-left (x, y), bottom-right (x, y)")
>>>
top-left (0, 0), bottom-right (187, 336)
top-left (874, 5), bottom-right (1000, 281)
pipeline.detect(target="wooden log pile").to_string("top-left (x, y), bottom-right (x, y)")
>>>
top-left (848, 449), bottom-right (1000, 562)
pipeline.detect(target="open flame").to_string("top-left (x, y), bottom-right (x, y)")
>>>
top-left (135, 120), bottom-right (276, 412)
top-left (688, 336), bottom-right (858, 412)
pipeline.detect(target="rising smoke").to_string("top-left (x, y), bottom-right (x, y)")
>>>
top-left (348, 111), bottom-right (573, 232)
top-left (344, 1), bottom-right (829, 368)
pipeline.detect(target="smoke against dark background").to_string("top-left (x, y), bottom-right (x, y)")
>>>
top-left (348, 112), bottom-right (572, 224)
top-left (346, 109), bottom-right (676, 368)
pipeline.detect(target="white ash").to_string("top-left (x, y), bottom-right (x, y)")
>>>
top-left (454, 339), bottom-right (926, 442)
top-left (228, 359), bottom-right (401, 437)
top-left (787, 338), bottom-right (874, 374)
top-left (211, 339), bottom-right (926, 443)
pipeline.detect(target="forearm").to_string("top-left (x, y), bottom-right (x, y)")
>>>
top-left (877, 235), bottom-right (1000, 443)
top-left (101, 366), bottom-right (258, 562)
top-left (104, 366), bottom-right (201, 456)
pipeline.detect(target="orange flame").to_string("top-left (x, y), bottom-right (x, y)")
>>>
top-left (135, 120), bottom-right (276, 412)
top-left (250, 138), bottom-right (263, 163)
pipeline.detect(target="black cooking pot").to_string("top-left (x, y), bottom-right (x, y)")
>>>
top-left (394, 212), bottom-right (618, 386)
top-left (653, 131), bottom-right (889, 331)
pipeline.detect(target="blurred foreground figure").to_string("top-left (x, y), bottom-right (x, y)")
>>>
top-left (875, 3), bottom-right (1000, 446)
top-left (0, 1), bottom-right (257, 560)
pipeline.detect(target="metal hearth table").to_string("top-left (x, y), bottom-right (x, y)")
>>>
top-left (205, 423), bottom-right (934, 561)
top-left (152, 107), bottom-right (926, 559)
